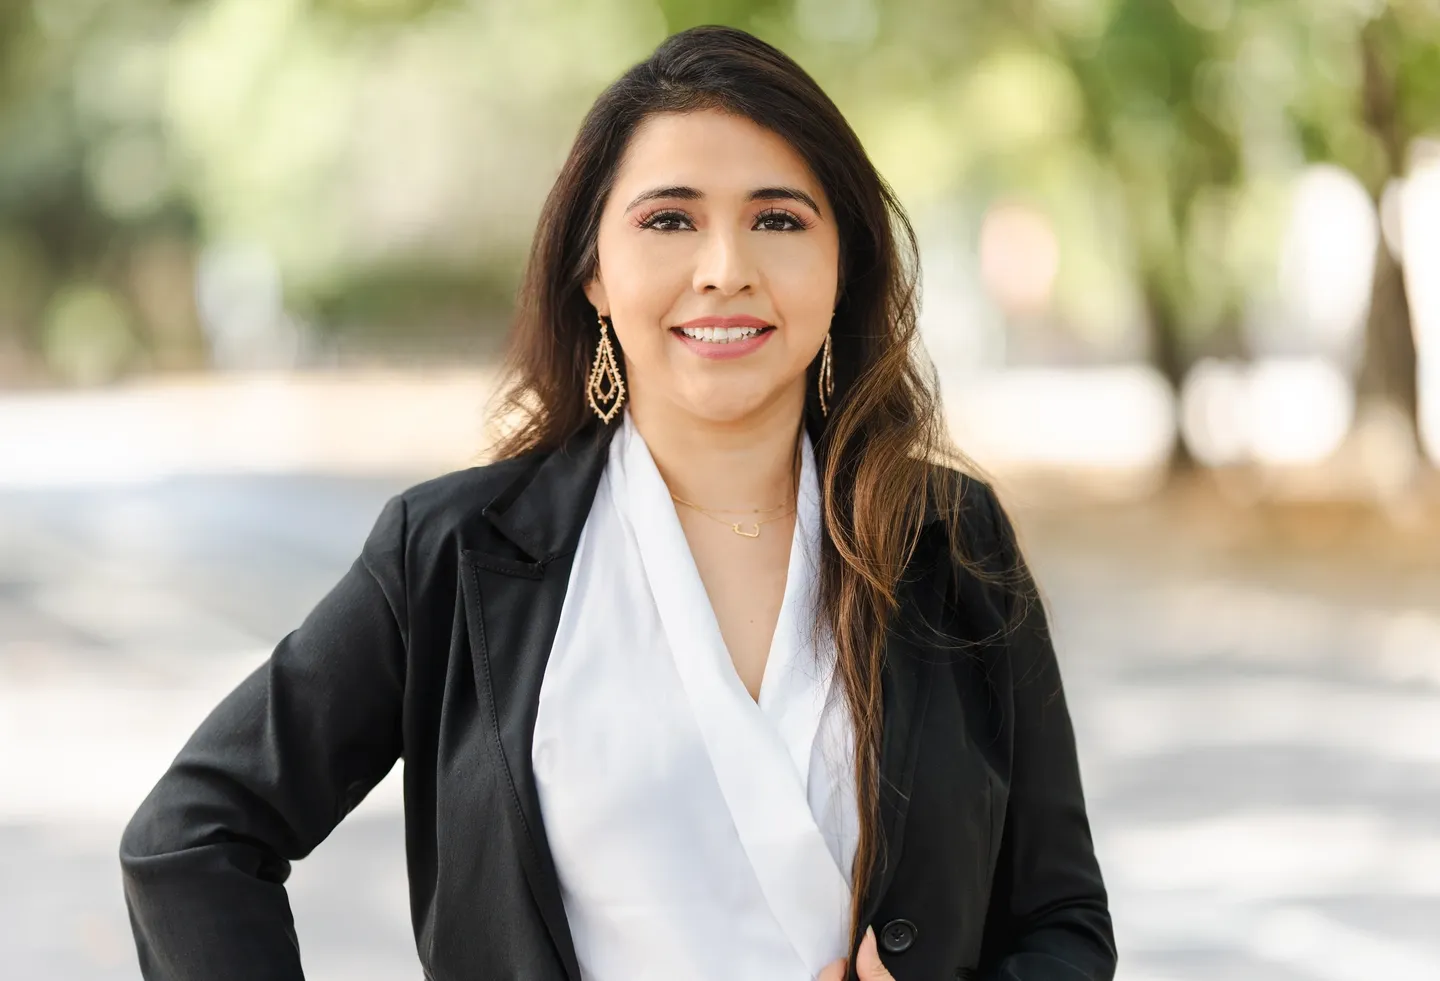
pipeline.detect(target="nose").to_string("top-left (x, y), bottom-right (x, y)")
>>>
top-left (692, 224), bottom-right (756, 297)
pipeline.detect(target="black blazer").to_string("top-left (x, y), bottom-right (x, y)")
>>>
top-left (119, 422), bottom-right (1116, 981)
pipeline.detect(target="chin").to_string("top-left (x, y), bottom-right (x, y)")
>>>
top-left (675, 382), bottom-right (780, 424)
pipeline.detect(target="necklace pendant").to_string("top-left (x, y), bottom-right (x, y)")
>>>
top-left (731, 521), bottom-right (761, 538)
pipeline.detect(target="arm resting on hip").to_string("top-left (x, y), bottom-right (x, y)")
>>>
top-left (119, 495), bottom-right (410, 981)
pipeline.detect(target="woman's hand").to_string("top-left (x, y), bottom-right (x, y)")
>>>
top-left (818, 925), bottom-right (893, 980)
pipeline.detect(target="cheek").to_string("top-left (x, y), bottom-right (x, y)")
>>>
top-left (767, 243), bottom-right (840, 328)
top-left (597, 235), bottom-right (691, 342)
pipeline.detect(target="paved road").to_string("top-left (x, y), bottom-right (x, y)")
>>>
top-left (3, 474), bottom-right (1438, 980)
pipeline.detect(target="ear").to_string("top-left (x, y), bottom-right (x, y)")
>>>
top-left (583, 275), bottom-right (609, 317)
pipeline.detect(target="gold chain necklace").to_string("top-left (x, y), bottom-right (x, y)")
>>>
top-left (669, 493), bottom-right (795, 539)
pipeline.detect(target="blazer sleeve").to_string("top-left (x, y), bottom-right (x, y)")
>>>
top-left (976, 487), bottom-right (1117, 980)
top-left (118, 494), bottom-right (410, 981)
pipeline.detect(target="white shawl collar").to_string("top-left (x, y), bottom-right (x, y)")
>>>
top-left (609, 411), bottom-right (851, 976)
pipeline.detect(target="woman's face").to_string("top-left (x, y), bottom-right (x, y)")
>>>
top-left (584, 109), bottom-right (840, 425)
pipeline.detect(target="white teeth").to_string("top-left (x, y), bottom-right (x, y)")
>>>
top-left (678, 325), bottom-right (765, 343)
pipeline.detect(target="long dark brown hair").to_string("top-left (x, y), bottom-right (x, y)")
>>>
top-left (488, 24), bottom-right (979, 937)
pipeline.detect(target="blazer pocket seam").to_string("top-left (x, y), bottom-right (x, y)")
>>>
top-left (464, 548), bottom-right (545, 580)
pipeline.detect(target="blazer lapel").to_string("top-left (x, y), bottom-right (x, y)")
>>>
top-left (459, 423), bottom-right (617, 981)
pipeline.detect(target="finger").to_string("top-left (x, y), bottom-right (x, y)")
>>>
top-left (816, 956), bottom-right (847, 981)
top-left (855, 925), bottom-right (894, 980)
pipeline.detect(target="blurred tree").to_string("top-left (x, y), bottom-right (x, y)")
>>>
top-left (0, 0), bottom-right (202, 383)
top-left (1051, 1), bottom-right (1242, 396)
top-left (1288, 0), bottom-right (1440, 457)
top-left (160, 0), bottom-right (663, 360)
top-left (965, 0), bottom-right (1251, 470)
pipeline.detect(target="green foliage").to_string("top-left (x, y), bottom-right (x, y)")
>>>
top-left (0, 0), bottom-right (1437, 385)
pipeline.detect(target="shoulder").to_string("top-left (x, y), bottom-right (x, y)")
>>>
top-left (920, 463), bottom-right (1035, 624)
top-left (922, 464), bottom-right (1012, 565)
top-left (402, 453), bottom-right (542, 526)
top-left (360, 451), bottom-right (548, 564)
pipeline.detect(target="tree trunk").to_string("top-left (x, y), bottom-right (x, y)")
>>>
top-left (1358, 16), bottom-right (1422, 454)
top-left (1142, 282), bottom-right (1195, 473)
top-left (1357, 229), bottom-right (1420, 441)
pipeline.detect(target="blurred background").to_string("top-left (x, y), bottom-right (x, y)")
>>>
top-left (2, 1), bottom-right (1438, 978)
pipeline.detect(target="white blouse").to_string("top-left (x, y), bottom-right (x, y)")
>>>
top-left (531, 410), bottom-right (859, 981)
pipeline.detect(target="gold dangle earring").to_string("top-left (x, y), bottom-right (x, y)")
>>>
top-left (587, 312), bottom-right (626, 423)
top-left (818, 331), bottom-right (835, 417)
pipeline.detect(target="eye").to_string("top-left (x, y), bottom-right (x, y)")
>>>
top-left (754, 208), bottom-right (810, 232)
top-left (636, 209), bottom-right (694, 232)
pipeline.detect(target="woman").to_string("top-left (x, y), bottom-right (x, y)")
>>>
top-left (120, 25), bottom-right (1115, 981)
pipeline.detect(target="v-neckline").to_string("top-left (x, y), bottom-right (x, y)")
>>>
top-left (618, 412), bottom-right (820, 719)
top-left (676, 501), bottom-right (798, 710)
top-left (609, 411), bottom-right (850, 976)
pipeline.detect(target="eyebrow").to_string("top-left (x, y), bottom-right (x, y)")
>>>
top-left (623, 185), bottom-right (824, 217)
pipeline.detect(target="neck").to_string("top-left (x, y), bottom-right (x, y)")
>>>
top-left (627, 386), bottom-right (805, 511)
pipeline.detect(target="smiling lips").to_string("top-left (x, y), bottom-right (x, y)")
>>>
top-left (672, 315), bottom-right (774, 345)
top-left (670, 315), bottom-right (775, 361)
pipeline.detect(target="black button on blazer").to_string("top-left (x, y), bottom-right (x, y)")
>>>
top-left (119, 421), bottom-right (1117, 981)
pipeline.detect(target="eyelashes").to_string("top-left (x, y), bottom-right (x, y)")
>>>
top-left (634, 209), bottom-right (691, 232)
top-left (755, 208), bottom-right (812, 232)
top-left (633, 208), bottom-right (813, 233)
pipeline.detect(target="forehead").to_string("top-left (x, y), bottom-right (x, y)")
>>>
top-left (612, 109), bottom-right (824, 200)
